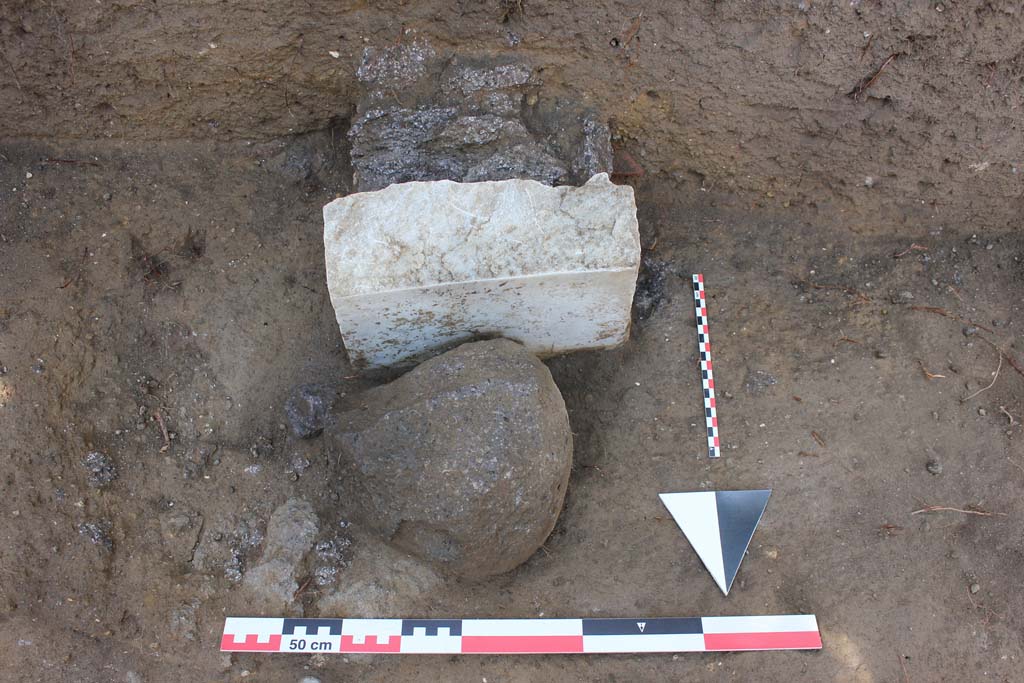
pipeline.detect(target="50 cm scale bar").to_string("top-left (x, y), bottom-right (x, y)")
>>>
top-left (221, 614), bottom-right (821, 654)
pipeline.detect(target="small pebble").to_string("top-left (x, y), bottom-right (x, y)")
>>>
top-left (926, 459), bottom-right (942, 475)
top-left (874, 350), bottom-right (888, 359)
top-left (978, 408), bottom-right (987, 417)
top-left (970, 583), bottom-right (980, 594)
top-left (963, 326), bottom-right (979, 337)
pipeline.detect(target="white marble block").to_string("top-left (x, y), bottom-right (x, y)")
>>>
top-left (323, 173), bottom-right (640, 369)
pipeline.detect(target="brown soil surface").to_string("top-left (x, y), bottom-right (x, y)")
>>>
top-left (2, 2), bottom-right (1023, 682)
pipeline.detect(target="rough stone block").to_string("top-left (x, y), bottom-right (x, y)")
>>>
top-left (328, 338), bottom-right (572, 577)
top-left (323, 173), bottom-right (640, 369)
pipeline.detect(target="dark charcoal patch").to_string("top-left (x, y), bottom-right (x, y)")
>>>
top-left (633, 255), bottom-right (674, 322)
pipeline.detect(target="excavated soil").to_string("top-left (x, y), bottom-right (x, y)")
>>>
top-left (1, 2), bottom-right (1023, 682)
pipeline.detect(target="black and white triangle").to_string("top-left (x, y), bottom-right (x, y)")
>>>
top-left (659, 490), bottom-right (771, 596)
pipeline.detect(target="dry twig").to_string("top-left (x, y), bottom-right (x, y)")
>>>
top-left (1, 50), bottom-right (22, 91)
top-left (849, 52), bottom-right (900, 100)
top-left (154, 410), bottom-right (171, 452)
top-left (799, 279), bottom-right (871, 304)
top-left (977, 336), bottom-right (1024, 379)
top-left (998, 406), bottom-right (1019, 426)
top-left (811, 431), bottom-right (827, 448)
top-left (917, 360), bottom-right (945, 380)
top-left (961, 353), bottom-right (1001, 402)
top-left (293, 576), bottom-right (313, 599)
top-left (617, 11), bottom-right (644, 49)
top-left (899, 653), bottom-right (910, 683)
top-left (911, 505), bottom-right (1006, 517)
top-left (909, 306), bottom-right (992, 333)
top-left (893, 243), bottom-right (928, 258)
top-left (42, 157), bottom-right (101, 167)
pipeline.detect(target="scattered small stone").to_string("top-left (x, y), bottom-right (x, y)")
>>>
top-left (926, 459), bottom-right (943, 475)
top-left (299, 677), bottom-right (322, 683)
top-left (978, 408), bottom-right (987, 417)
top-left (285, 384), bottom-right (335, 439)
top-left (963, 326), bottom-right (979, 337)
top-left (31, 359), bottom-right (45, 374)
top-left (78, 520), bottom-right (114, 550)
top-left (169, 601), bottom-right (199, 641)
top-left (243, 499), bottom-right (319, 608)
top-left (82, 451), bottom-right (118, 488)
top-left (312, 537), bottom-right (353, 587)
top-left (287, 456), bottom-right (311, 474)
top-left (249, 435), bottom-right (275, 459)
top-left (159, 508), bottom-right (204, 565)
top-left (224, 520), bottom-right (264, 583)
top-left (890, 291), bottom-right (914, 304)
top-left (970, 583), bottom-right (980, 594)
top-left (874, 350), bottom-right (888, 359)
top-left (743, 369), bottom-right (778, 395)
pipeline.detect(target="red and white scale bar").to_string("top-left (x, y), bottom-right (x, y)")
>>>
top-left (221, 614), bottom-right (821, 655)
top-left (692, 273), bottom-right (720, 458)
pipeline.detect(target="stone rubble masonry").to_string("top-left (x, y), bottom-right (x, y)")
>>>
top-left (349, 40), bottom-right (612, 192)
